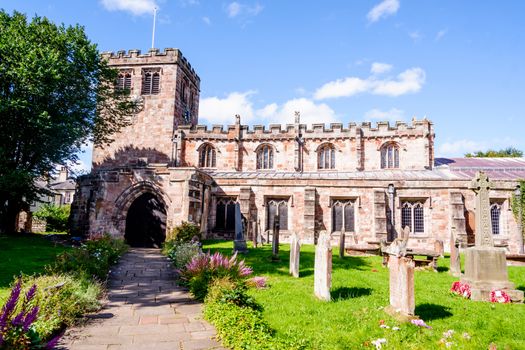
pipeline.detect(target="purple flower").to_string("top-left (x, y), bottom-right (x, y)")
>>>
top-left (0, 278), bottom-right (22, 329)
top-left (46, 333), bottom-right (62, 349)
top-left (410, 319), bottom-right (432, 329)
top-left (11, 311), bottom-right (24, 327)
top-left (22, 306), bottom-right (39, 331)
top-left (24, 284), bottom-right (37, 305)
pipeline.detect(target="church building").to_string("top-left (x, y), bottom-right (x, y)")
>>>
top-left (70, 48), bottom-right (525, 253)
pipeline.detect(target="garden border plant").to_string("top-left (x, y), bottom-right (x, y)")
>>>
top-left (0, 233), bottom-right (128, 348)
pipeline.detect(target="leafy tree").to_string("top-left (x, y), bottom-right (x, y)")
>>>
top-left (465, 147), bottom-right (523, 158)
top-left (0, 11), bottom-right (137, 232)
top-left (33, 204), bottom-right (71, 232)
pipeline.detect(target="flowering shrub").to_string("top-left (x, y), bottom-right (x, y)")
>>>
top-left (248, 276), bottom-right (268, 289)
top-left (50, 234), bottom-right (127, 280)
top-left (168, 222), bottom-right (201, 243)
top-left (451, 281), bottom-right (471, 299)
top-left (179, 252), bottom-right (253, 300)
top-left (164, 241), bottom-right (202, 270)
top-left (0, 279), bottom-right (60, 349)
top-left (490, 290), bottom-right (511, 303)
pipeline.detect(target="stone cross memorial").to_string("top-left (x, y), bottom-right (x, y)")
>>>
top-left (233, 203), bottom-right (248, 254)
top-left (271, 214), bottom-right (280, 260)
top-left (289, 233), bottom-right (300, 278)
top-left (314, 232), bottom-right (332, 301)
top-left (461, 171), bottom-right (524, 302)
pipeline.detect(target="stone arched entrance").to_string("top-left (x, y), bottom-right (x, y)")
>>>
top-left (124, 192), bottom-right (167, 248)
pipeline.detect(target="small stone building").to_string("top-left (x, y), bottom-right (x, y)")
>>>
top-left (70, 48), bottom-right (525, 252)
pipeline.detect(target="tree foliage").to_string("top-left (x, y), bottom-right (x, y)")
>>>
top-left (465, 147), bottom-right (523, 158)
top-left (33, 204), bottom-right (71, 232)
top-left (0, 11), bottom-right (137, 232)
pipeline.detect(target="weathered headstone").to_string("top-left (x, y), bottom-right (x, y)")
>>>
top-left (233, 203), bottom-right (248, 254)
top-left (338, 230), bottom-right (345, 258)
top-left (449, 232), bottom-right (461, 277)
top-left (461, 172), bottom-right (524, 302)
top-left (272, 214), bottom-right (280, 260)
top-left (314, 232), bottom-right (332, 301)
top-left (289, 233), bottom-right (300, 277)
top-left (384, 226), bottom-right (417, 320)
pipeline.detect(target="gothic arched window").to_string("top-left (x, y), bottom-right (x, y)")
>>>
top-left (490, 203), bottom-right (501, 235)
top-left (199, 143), bottom-right (216, 168)
top-left (142, 69), bottom-right (160, 95)
top-left (318, 144), bottom-right (336, 169)
top-left (256, 144), bottom-right (274, 170)
top-left (332, 199), bottom-right (355, 232)
top-left (215, 198), bottom-right (236, 231)
top-left (266, 198), bottom-right (288, 230)
top-left (401, 201), bottom-right (425, 234)
top-left (380, 143), bottom-right (400, 169)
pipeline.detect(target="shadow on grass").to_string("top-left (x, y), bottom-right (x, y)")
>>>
top-left (332, 287), bottom-right (372, 301)
top-left (436, 266), bottom-right (449, 273)
top-left (517, 286), bottom-right (525, 293)
top-left (415, 303), bottom-right (453, 320)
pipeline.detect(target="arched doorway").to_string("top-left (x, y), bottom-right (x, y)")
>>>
top-left (125, 192), bottom-right (167, 248)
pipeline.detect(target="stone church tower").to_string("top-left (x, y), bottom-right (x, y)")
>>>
top-left (92, 48), bottom-right (200, 168)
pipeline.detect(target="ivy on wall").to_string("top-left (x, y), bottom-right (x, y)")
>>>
top-left (511, 179), bottom-right (525, 235)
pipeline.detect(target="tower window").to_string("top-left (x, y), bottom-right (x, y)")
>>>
top-left (142, 69), bottom-right (160, 95)
top-left (117, 71), bottom-right (132, 92)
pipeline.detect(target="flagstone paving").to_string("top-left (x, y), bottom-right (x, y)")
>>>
top-left (60, 248), bottom-right (224, 350)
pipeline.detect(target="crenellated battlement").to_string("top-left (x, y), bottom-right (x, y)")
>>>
top-left (100, 48), bottom-right (200, 81)
top-left (182, 118), bottom-right (433, 140)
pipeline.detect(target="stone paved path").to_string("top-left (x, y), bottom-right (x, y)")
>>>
top-left (60, 248), bottom-right (224, 350)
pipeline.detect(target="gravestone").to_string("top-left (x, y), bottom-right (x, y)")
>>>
top-left (384, 226), bottom-right (417, 320)
top-left (289, 233), bottom-right (300, 278)
top-left (449, 232), bottom-right (461, 277)
top-left (461, 172), bottom-right (524, 302)
top-left (338, 230), bottom-right (345, 258)
top-left (314, 232), bottom-right (332, 301)
top-left (233, 203), bottom-right (248, 254)
top-left (272, 214), bottom-right (280, 261)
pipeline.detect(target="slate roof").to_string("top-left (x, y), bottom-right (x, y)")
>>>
top-left (48, 179), bottom-right (76, 191)
top-left (435, 158), bottom-right (525, 180)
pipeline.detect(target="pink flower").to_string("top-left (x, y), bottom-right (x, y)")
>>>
top-left (490, 290), bottom-right (511, 303)
top-left (410, 319), bottom-right (432, 329)
top-left (250, 276), bottom-right (268, 289)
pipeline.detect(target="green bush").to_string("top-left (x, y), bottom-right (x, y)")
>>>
top-left (33, 204), bottom-right (71, 232)
top-left (168, 222), bottom-right (201, 243)
top-left (18, 274), bottom-right (102, 340)
top-left (49, 234), bottom-right (128, 280)
top-left (164, 241), bottom-right (202, 270)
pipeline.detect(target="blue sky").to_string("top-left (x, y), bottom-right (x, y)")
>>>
top-left (2, 0), bottom-right (525, 171)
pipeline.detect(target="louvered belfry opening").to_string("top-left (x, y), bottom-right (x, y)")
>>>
top-left (142, 69), bottom-right (160, 95)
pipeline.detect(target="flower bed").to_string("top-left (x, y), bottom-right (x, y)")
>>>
top-left (0, 234), bottom-right (127, 349)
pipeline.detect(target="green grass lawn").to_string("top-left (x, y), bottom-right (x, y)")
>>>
top-left (202, 240), bottom-right (525, 349)
top-left (0, 234), bottom-right (71, 302)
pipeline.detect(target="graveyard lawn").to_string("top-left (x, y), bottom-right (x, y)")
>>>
top-left (0, 234), bottom-right (71, 301)
top-left (202, 240), bottom-right (525, 350)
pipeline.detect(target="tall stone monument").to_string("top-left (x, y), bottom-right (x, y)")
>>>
top-left (314, 232), bottom-right (332, 301)
top-left (289, 233), bottom-right (300, 278)
top-left (384, 226), bottom-right (417, 320)
top-left (461, 172), bottom-right (524, 302)
top-left (233, 203), bottom-right (248, 254)
top-left (271, 214), bottom-right (280, 261)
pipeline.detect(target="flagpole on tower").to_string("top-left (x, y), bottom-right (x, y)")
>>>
top-left (151, 7), bottom-right (157, 49)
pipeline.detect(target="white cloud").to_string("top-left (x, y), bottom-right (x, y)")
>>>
top-left (199, 92), bottom-right (338, 126)
top-left (100, 0), bottom-right (158, 15)
top-left (437, 137), bottom-right (520, 157)
top-left (364, 108), bottom-right (404, 122)
top-left (371, 62), bottom-right (393, 75)
top-left (227, 2), bottom-right (241, 17)
top-left (435, 29), bottom-right (447, 41)
top-left (202, 16), bottom-right (211, 25)
top-left (314, 65), bottom-right (425, 99)
top-left (225, 2), bottom-right (263, 18)
top-left (409, 30), bottom-right (423, 42)
top-left (367, 0), bottom-right (400, 23)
